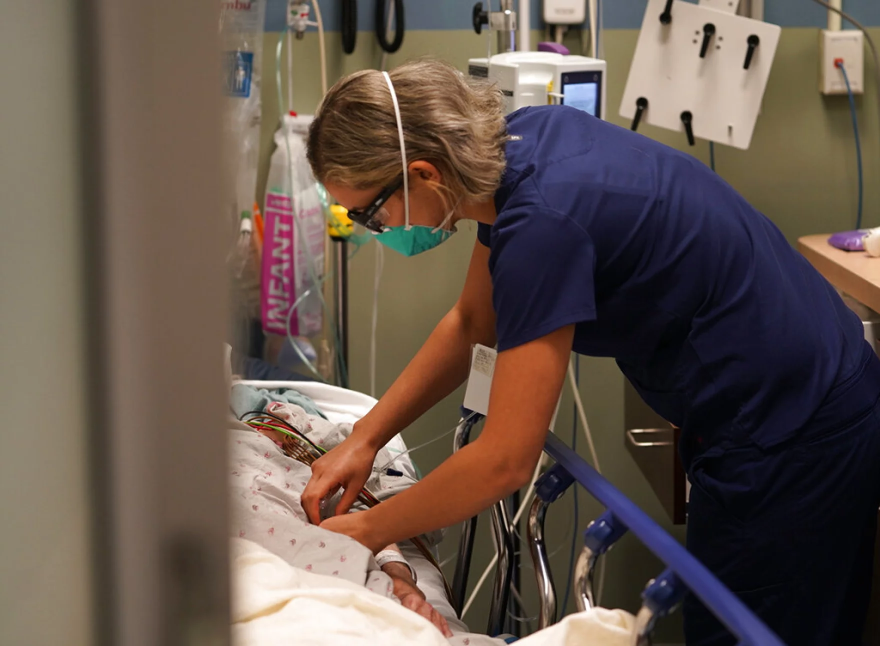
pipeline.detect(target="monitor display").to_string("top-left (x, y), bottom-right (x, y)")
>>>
top-left (564, 82), bottom-right (597, 116)
top-left (561, 71), bottom-right (602, 119)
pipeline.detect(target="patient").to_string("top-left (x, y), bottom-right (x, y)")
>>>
top-left (228, 398), bottom-right (452, 637)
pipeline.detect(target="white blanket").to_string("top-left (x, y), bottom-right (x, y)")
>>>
top-left (231, 538), bottom-right (451, 646)
top-left (516, 608), bottom-right (636, 646)
top-left (231, 538), bottom-right (637, 646)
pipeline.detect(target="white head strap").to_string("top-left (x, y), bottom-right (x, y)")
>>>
top-left (382, 71), bottom-right (410, 231)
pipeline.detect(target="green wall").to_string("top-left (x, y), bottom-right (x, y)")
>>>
top-left (257, 28), bottom-right (878, 642)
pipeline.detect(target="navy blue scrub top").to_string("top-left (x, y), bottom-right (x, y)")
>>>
top-left (477, 106), bottom-right (868, 464)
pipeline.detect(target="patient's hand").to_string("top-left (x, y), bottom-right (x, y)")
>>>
top-left (381, 562), bottom-right (453, 638)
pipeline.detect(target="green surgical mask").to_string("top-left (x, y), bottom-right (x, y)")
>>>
top-left (376, 219), bottom-right (455, 257)
top-left (377, 71), bottom-right (456, 257)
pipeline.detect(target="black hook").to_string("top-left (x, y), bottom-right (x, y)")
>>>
top-left (341, 0), bottom-right (357, 54)
top-left (631, 97), bottom-right (649, 132)
top-left (472, 2), bottom-right (489, 35)
top-left (660, 0), bottom-right (674, 25)
top-left (700, 23), bottom-right (716, 58)
top-left (375, 0), bottom-right (405, 53)
top-left (743, 34), bottom-right (760, 70)
top-left (681, 111), bottom-right (695, 146)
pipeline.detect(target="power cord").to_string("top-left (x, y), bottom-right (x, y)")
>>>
top-left (837, 60), bottom-right (864, 229)
top-left (560, 355), bottom-right (579, 615)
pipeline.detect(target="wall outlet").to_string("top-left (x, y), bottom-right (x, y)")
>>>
top-left (543, 0), bottom-right (587, 25)
top-left (820, 29), bottom-right (864, 95)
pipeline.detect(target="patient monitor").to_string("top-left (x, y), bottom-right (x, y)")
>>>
top-left (468, 52), bottom-right (607, 119)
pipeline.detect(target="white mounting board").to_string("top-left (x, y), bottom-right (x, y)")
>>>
top-left (620, 0), bottom-right (780, 150)
top-left (699, 0), bottom-right (740, 15)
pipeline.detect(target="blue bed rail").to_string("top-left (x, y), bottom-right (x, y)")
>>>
top-left (542, 433), bottom-right (785, 646)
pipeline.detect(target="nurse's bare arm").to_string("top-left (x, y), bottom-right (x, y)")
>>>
top-left (304, 240), bottom-right (495, 522)
top-left (353, 239), bottom-right (496, 451)
top-left (326, 325), bottom-right (574, 552)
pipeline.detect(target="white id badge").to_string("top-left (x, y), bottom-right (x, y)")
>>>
top-left (463, 344), bottom-right (496, 415)
top-left (462, 344), bottom-right (562, 428)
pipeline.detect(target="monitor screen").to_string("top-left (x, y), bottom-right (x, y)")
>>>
top-left (561, 71), bottom-right (602, 119)
top-left (564, 82), bottom-right (597, 116)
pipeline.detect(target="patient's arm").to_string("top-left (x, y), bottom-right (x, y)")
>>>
top-left (379, 544), bottom-right (452, 637)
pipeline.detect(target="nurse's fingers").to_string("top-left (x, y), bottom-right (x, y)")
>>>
top-left (301, 474), bottom-right (329, 524)
top-left (334, 481), bottom-right (361, 517)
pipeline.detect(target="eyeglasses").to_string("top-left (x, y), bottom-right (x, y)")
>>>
top-left (346, 176), bottom-right (403, 233)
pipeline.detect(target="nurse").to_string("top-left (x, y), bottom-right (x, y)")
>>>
top-left (302, 59), bottom-right (880, 645)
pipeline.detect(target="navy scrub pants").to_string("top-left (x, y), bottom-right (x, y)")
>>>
top-left (683, 355), bottom-right (880, 645)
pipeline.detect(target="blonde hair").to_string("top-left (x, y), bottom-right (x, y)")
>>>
top-left (307, 58), bottom-right (507, 204)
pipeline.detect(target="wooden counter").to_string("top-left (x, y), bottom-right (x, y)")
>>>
top-left (798, 234), bottom-right (880, 314)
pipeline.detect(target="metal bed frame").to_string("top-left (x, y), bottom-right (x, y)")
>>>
top-left (450, 411), bottom-right (786, 645)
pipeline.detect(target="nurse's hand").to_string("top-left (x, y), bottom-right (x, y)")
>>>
top-left (302, 433), bottom-right (378, 524)
top-left (319, 512), bottom-right (385, 554)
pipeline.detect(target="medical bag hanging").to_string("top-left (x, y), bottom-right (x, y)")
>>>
top-left (261, 114), bottom-right (325, 339)
top-left (220, 0), bottom-right (265, 232)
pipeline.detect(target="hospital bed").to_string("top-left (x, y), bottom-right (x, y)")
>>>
top-left (453, 410), bottom-right (785, 645)
top-left (234, 379), bottom-right (785, 645)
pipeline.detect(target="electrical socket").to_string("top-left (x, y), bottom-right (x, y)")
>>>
top-left (819, 29), bottom-right (864, 95)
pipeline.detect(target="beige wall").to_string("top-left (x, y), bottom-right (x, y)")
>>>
top-left (0, 2), bottom-right (94, 645)
top-left (257, 27), bottom-right (878, 640)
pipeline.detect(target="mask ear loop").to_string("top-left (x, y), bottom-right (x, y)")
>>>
top-left (382, 71), bottom-right (410, 231)
top-left (430, 197), bottom-right (461, 234)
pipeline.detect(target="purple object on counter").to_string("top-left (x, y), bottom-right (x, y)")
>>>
top-left (828, 230), bottom-right (868, 251)
top-left (537, 42), bottom-right (570, 55)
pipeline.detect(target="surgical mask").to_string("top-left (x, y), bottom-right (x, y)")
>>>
top-left (376, 71), bottom-right (456, 257)
top-left (376, 207), bottom-right (456, 256)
